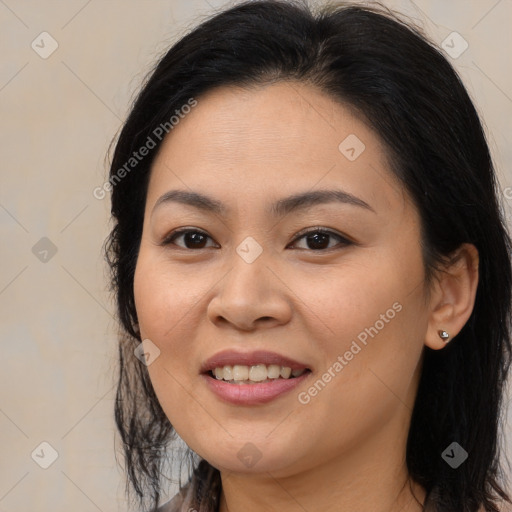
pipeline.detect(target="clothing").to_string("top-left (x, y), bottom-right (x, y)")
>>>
top-left (157, 459), bottom-right (221, 512)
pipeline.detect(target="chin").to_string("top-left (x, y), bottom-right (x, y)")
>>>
top-left (194, 438), bottom-right (307, 476)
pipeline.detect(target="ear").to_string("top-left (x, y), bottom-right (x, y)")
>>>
top-left (425, 243), bottom-right (479, 350)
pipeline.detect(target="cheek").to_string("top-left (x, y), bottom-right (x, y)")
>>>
top-left (290, 257), bottom-right (397, 337)
top-left (133, 255), bottom-right (203, 431)
top-left (291, 248), bottom-right (425, 381)
top-left (133, 256), bottom-right (196, 398)
top-left (290, 278), bottom-right (423, 448)
top-left (134, 265), bottom-right (167, 340)
top-left (134, 252), bottom-right (199, 340)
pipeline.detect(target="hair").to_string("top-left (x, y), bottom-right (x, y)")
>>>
top-left (104, 1), bottom-right (512, 511)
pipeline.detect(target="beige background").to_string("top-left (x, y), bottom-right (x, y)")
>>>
top-left (1, 0), bottom-right (511, 510)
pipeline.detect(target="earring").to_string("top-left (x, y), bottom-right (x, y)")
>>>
top-left (438, 330), bottom-right (450, 342)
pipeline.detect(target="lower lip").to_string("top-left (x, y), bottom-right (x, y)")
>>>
top-left (201, 371), bottom-right (311, 405)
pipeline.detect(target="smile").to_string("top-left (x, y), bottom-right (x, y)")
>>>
top-left (210, 364), bottom-right (308, 383)
top-left (202, 367), bottom-right (312, 405)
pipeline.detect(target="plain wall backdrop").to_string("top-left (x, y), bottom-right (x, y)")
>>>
top-left (1, 0), bottom-right (511, 510)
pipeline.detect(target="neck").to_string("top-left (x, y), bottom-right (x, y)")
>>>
top-left (219, 463), bottom-right (426, 512)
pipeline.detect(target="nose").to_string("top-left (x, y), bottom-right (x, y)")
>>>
top-left (206, 249), bottom-right (292, 332)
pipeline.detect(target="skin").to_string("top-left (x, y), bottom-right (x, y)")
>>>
top-left (133, 81), bottom-right (479, 512)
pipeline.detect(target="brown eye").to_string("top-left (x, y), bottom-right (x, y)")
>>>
top-left (163, 229), bottom-right (216, 249)
top-left (289, 228), bottom-right (352, 251)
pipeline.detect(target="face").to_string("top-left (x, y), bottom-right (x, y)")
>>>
top-left (133, 81), bottom-right (430, 477)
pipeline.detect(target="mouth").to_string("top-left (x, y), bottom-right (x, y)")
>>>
top-left (200, 349), bottom-right (312, 404)
top-left (206, 364), bottom-right (311, 384)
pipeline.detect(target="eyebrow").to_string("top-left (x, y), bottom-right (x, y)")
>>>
top-left (151, 188), bottom-right (376, 218)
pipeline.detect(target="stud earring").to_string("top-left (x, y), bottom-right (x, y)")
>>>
top-left (438, 330), bottom-right (450, 342)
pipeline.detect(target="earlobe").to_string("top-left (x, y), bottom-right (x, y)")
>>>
top-left (425, 243), bottom-right (479, 350)
top-left (438, 330), bottom-right (450, 342)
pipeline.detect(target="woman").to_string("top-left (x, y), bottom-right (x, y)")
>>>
top-left (104, 1), bottom-right (512, 511)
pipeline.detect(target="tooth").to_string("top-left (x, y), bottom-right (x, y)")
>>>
top-left (249, 364), bottom-right (268, 382)
top-left (233, 365), bottom-right (249, 381)
top-left (267, 364), bottom-right (281, 379)
top-left (211, 364), bottom-right (304, 382)
top-left (223, 365), bottom-right (233, 380)
top-left (280, 367), bottom-right (292, 379)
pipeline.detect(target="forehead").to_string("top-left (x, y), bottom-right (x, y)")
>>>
top-left (147, 81), bottom-right (407, 218)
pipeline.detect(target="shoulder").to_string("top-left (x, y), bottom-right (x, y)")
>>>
top-left (155, 459), bottom-right (222, 512)
top-left (154, 480), bottom-right (193, 512)
top-left (155, 492), bottom-right (186, 512)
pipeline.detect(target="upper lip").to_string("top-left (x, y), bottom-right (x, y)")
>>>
top-left (200, 349), bottom-right (311, 373)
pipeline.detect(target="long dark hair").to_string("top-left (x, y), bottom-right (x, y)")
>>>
top-left (104, 1), bottom-right (512, 510)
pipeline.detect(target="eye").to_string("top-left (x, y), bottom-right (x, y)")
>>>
top-left (161, 228), bottom-right (217, 249)
top-left (161, 227), bottom-right (352, 251)
top-left (288, 227), bottom-right (352, 251)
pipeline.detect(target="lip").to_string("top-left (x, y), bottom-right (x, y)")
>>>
top-left (201, 370), bottom-right (312, 405)
top-left (200, 349), bottom-right (312, 406)
top-left (200, 349), bottom-right (311, 373)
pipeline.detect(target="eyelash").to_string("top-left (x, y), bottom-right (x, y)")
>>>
top-left (161, 226), bottom-right (353, 252)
